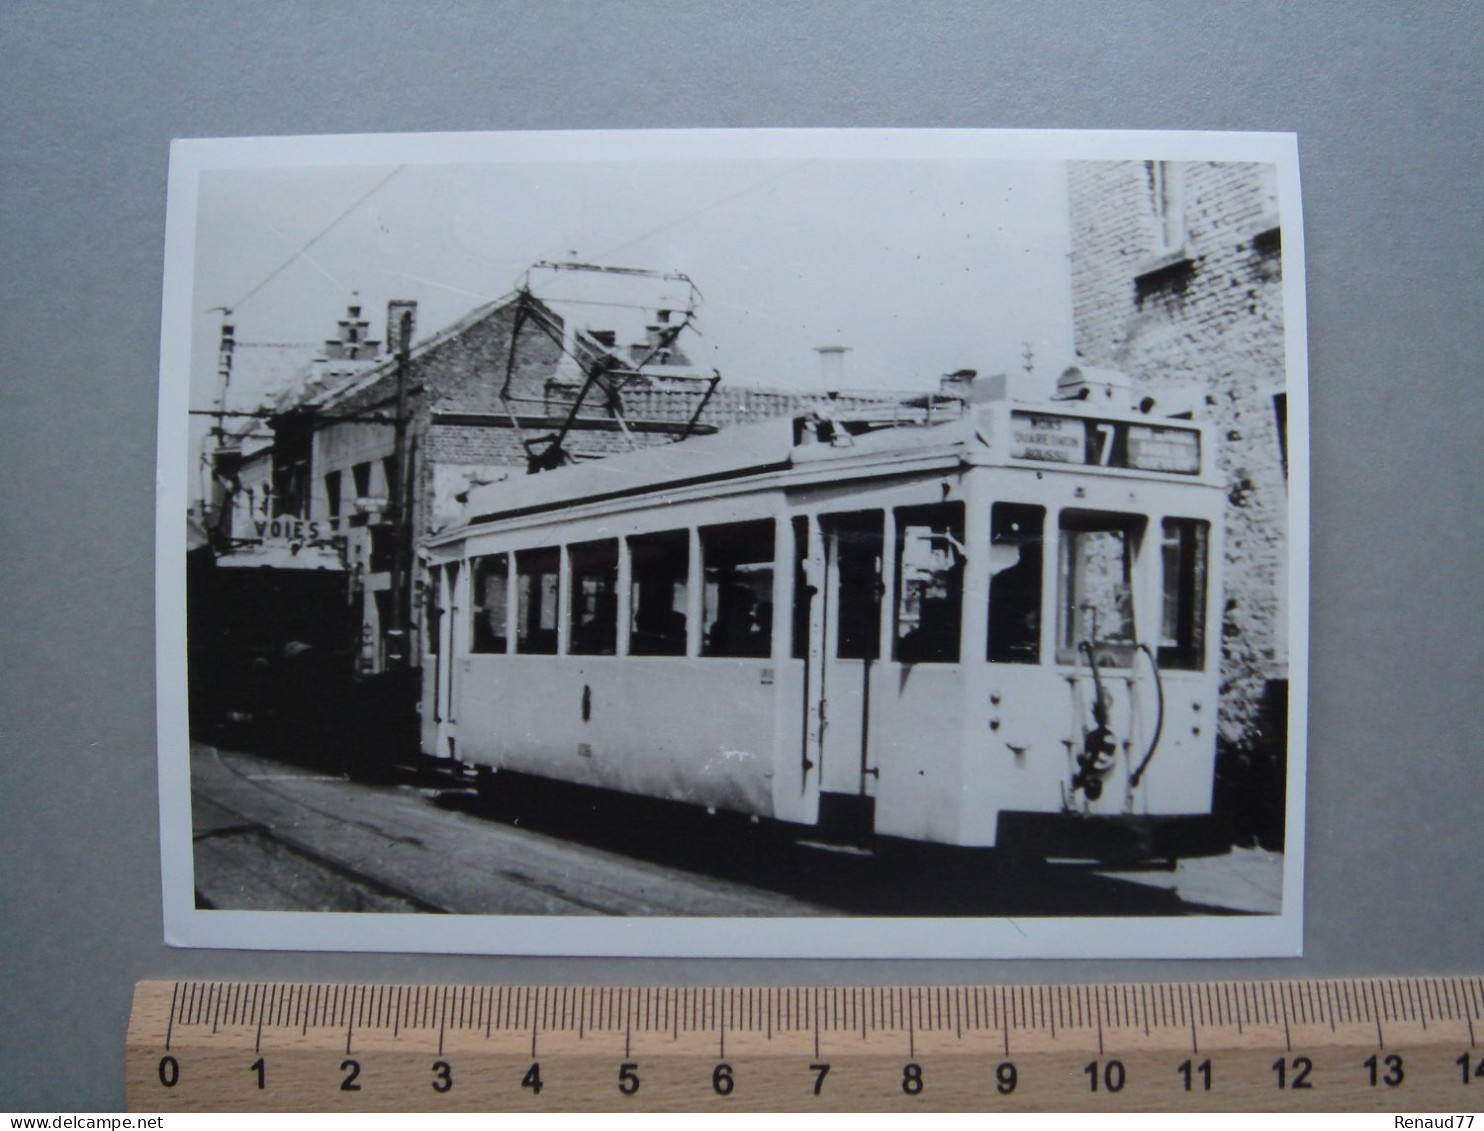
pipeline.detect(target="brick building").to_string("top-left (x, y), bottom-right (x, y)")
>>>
top-left (208, 276), bottom-right (906, 688)
top-left (1067, 160), bottom-right (1289, 830)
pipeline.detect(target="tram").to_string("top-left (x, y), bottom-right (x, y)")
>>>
top-left (188, 538), bottom-right (356, 741)
top-left (421, 368), bottom-right (1226, 862)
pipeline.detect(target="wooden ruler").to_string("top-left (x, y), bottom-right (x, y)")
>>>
top-left (128, 978), bottom-right (1484, 1112)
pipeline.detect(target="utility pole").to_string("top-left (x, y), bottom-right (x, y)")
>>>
top-left (386, 309), bottom-right (413, 669)
top-left (202, 311), bottom-right (237, 549)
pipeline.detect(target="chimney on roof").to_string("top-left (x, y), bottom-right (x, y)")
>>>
top-left (814, 345), bottom-right (851, 390)
top-left (629, 314), bottom-right (691, 367)
top-left (217, 324), bottom-right (235, 384)
top-left (386, 300), bottom-right (417, 359)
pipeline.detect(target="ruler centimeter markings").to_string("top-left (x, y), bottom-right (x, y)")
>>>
top-left (128, 978), bottom-right (1484, 1113)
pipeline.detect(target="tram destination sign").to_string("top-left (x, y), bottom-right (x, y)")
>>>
top-left (1010, 411), bottom-right (1201, 475)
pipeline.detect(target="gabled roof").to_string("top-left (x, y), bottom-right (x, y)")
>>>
top-left (310, 293), bottom-right (535, 414)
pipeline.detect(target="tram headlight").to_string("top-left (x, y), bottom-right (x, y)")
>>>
top-left (1126, 424), bottom-right (1201, 474)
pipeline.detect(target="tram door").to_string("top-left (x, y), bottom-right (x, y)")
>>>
top-left (420, 566), bottom-right (442, 758)
top-left (814, 512), bottom-right (885, 799)
top-left (434, 562), bottom-right (461, 760)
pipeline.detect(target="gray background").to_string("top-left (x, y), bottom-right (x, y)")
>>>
top-left (1, 0), bottom-right (1479, 1111)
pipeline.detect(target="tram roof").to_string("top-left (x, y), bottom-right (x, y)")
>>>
top-left (451, 407), bottom-right (979, 532)
top-left (444, 391), bottom-right (1217, 537)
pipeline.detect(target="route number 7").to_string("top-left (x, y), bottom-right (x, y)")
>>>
top-left (1089, 423), bottom-right (1115, 466)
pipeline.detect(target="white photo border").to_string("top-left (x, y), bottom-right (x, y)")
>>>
top-left (157, 128), bottom-right (1308, 958)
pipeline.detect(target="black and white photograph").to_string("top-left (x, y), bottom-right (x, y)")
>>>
top-left (157, 129), bottom-right (1308, 957)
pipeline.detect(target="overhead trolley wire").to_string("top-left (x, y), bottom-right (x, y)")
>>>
top-left (340, 263), bottom-right (518, 304)
top-left (227, 166), bottom-right (405, 313)
top-left (591, 160), bottom-right (814, 263)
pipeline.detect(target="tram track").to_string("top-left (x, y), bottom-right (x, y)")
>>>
top-left (191, 742), bottom-right (825, 916)
top-left (190, 738), bottom-right (1281, 917)
top-left (212, 747), bottom-right (427, 849)
top-left (199, 750), bottom-right (634, 916)
top-left (192, 793), bottom-right (452, 914)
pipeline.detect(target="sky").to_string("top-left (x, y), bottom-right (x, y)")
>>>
top-left (187, 154), bottom-right (1077, 496)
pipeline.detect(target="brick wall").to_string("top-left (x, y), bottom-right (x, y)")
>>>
top-left (325, 298), bottom-right (566, 419)
top-left (1069, 160), bottom-right (1287, 748)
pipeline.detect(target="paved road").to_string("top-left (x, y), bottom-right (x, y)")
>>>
top-left (190, 741), bottom-right (1283, 918)
top-left (192, 742), bottom-right (819, 916)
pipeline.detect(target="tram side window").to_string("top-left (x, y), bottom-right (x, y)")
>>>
top-left (471, 554), bottom-right (509, 653)
top-left (569, 539), bottom-right (619, 656)
top-left (629, 530), bottom-right (688, 656)
top-left (701, 519), bottom-right (774, 658)
top-left (1058, 512), bottom-right (1145, 667)
top-left (515, 548), bottom-right (560, 655)
top-left (988, 504), bottom-right (1045, 664)
top-left (894, 503), bottom-right (965, 664)
top-left (1159, 518), bottom-right (1209, 670)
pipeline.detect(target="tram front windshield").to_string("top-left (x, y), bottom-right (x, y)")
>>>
top-left (1059, 512), bottom-right (1144, 667)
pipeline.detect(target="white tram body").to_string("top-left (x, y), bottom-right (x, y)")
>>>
top-left (423, 378), bottom-right (1226, 859)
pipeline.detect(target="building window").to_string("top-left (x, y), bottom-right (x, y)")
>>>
top-left (349, 462), bottom-right (372, 527)
top-left (629, 530), bottom-right (689, 656)
top-left (894, 503), bottom-right (965, 664)
top-left (1158, 519), bottom-right (1209, 671)
top-left (324, 470), bottom-right (342, 521)
top-left (381, 455), bottom-right (399, 503)
top-left (471, 554), bottom-right (509, 654)
top-left (569, 539), bottom-right (619, 656)
top-left (1272, 392), bottom-right (1289, 480)
top-left (272, 461), bottom-right (308, 518)
top-left (515, 548), bottom-right (560, 655)
top-left (1146, 160), bottom-right (1186, 256)
top-left (988, 503), bottom-right (1044, 664)
top-left (1259, 162), bottom-right (1280, 217)
top-left (701, 520), bottom-right (774, 658)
